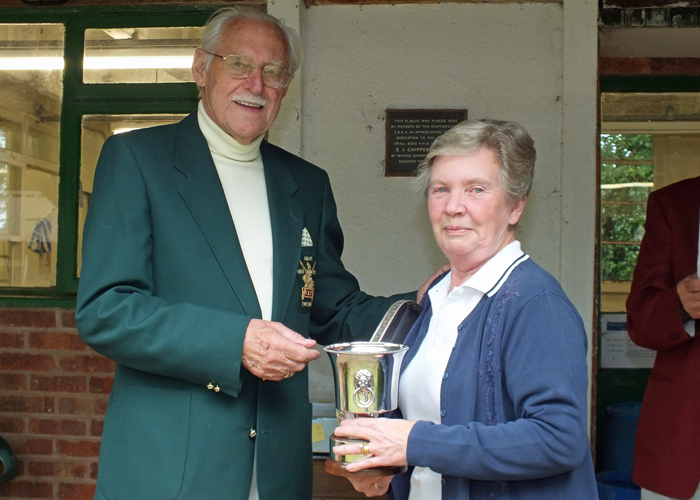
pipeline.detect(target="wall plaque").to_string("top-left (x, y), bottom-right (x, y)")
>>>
top-left (385, 109), bottom-right (468, 177)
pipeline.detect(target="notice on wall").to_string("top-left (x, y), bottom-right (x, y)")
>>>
top-left (600, 313), bottom-right (656, 369)
top-left (385, 109), bottom-right (468, 177)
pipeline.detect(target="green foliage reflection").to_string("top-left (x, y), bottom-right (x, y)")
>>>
top-left (600, 134), bottom-right (654, 282)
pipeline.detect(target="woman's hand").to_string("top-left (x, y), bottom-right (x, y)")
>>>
top-left (332, 417), bottom-right (416, 472)
top-left (346, 475), bottom-right (392, 497)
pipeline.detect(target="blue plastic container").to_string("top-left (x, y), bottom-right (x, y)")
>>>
top-left (596, 471), bottom-right (640, 500)
top-left (599, 402), bottom-right (642, 473)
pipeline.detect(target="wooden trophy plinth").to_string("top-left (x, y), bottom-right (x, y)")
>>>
top-left (324, 458), bottom-right (407, 477)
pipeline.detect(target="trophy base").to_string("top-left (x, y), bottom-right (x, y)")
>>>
top-left (324, 458), bottom-right (408, 477)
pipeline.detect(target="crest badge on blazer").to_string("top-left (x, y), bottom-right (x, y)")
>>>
top-left (298, 228), bottom-right (316, 308)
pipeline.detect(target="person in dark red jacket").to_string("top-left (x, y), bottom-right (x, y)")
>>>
top-left (627, 175), bottom-right (700, 500)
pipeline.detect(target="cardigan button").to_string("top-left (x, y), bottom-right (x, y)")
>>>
top-left (440, 409), bottom-right (446, 417)
top-left (443, 372), bottom-right (448, 380)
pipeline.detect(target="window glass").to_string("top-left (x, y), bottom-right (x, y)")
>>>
top-left (83, 27), bottom-right (201, 84)
top-left (600, 92), bottom-right (700, 312)
top-left (600, 133), bottom-right (652, 283)
top-left (0, 24), bottom-right (63, 287)
top-left (78, 114), bottom-right (187, 276)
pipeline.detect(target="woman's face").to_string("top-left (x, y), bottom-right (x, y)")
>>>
top-left (428, 147), bottom-right (526, 272)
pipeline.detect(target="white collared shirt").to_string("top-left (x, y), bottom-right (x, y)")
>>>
top-left (399, 241), bottom-right (528, 500)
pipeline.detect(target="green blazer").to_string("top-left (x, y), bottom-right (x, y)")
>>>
top-left (76, 112), bottom-right (412, 500)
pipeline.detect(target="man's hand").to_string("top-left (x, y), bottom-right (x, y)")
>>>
top-left (677, 273), bottom-right (700, 320)
top-left (242, 319), bottom-right (320, 381)
top-left (417, 264), bottom-right (450, 303)
top-left (345, 475), bottom-right (392, 497)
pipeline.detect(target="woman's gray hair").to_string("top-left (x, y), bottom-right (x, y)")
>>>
top-left (414, 119), bottom-right (536, 207)
top-left (200, 7), bottom-right (303, 75)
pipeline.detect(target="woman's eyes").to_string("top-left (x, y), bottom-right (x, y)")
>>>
top-left (431, 186), bottom-right (486, 195)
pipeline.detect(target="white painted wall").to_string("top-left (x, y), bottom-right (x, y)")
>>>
top-left (268, 0), bottom-right (598, 405)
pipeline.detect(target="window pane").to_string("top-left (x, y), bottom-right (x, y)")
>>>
top-left (79, 114), bottom-right (187, 277)
top-left (83, 27), bottom-right (201, 84)
top-left (0, 24), bottom-right (63, 287)
top-left (600, 92), bottom-right (700, 312)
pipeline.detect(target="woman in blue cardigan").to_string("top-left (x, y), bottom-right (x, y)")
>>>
top-left (333, 119), bottom-right (597, 499)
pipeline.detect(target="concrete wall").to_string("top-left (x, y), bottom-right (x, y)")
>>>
top-left (267, 0), bottom-right (599, 403)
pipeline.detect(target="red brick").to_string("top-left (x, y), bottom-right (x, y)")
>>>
top-left (0, 372), bottom-right (27, 390)
top-left (57, 398), bottom-right (94, 417)
top-left (0, 395), bottom-right (54, 414)
top-left (0, 331), bottom-right (25, 348)
top-left (0, 480), bottom-right (53, 499)
top-left (0, 416), bottom-right (25, 433)
top-left (58, 355), bottom-right (115, 373)
top-left (0, 309), bottom-right (56, 328)
top-left (29, 418), bottom-right (87, 437)
top-left (13, 438), bottom-right (54, 455)
top-left (60, 311), bottom-right (76, 329)
top-left (30, 375), bottom-right (87, 394)
top-left (94, 398), bottom-right (108, 416)
top-left (56, 440), bottom-right (100, 458)
top-left (29, 332), bottom-right (86, 352)
top-left (89, 462), bottom-right (98, 480)
top-left (58, 482), bottom-right (96, 500)
top-left (599, 57), bottom-right (649, 75)
top-left (89, 419), bottom-right (103, 437)
top-left (648, 57), bottom-right (700, 75)
top-left (28, 460), bottom-right (88, 479)
top-left (88, 376), bottom-right (113, 394)
top-left (0, 353), bottom-right (55, 371)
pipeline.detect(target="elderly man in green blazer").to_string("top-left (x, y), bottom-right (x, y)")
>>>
top-left (76, 7), bottom-right (425, 500)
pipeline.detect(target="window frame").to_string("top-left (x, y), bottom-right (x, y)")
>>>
top-left (0, 5), bottom-right (223, 306)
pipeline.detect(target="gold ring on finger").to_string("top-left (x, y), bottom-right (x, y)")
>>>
top-left (284, 371), bottom-right (291, 378)
top-left (373, 482), bottom-right (381, 489)
top-left (360, 442), bottom-right (370, 456)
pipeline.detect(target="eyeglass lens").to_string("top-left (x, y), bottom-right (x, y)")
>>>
top-left (221, 54), bottom-right (290, 88)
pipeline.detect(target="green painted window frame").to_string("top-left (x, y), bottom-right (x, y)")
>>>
top-left (0, 5), bottom-right (225, 307)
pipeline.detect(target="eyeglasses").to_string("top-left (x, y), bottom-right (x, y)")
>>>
top-left (203, 50), bottom-right (292, 89)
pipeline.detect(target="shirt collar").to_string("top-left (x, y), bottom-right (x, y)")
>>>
top-left (430, 240), bottom-right (528, 303)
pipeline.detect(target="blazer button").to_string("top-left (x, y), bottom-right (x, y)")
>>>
top-left (214, 385), bottom-right (221, 393)
top-left (249, 429), bottom-right (257, 438)
top-left (207, 383), bottom-right (214, 390)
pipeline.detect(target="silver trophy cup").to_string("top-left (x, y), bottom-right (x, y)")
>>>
top-left (324, 341), bottom-right (409, 477)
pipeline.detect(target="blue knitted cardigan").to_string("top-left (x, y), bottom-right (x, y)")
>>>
top-left (389, 258), bottom-right (598, 500)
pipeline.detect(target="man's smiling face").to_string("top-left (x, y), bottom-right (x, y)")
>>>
top-left (192, 18), bottom-right (289, 145)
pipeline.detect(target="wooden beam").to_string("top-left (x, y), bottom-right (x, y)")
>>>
top-left (307, 0), bottom-right (559, 6)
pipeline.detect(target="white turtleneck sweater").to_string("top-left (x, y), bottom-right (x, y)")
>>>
top-left (197, 102), bottom-right (272, 500)
top-left (197, 101), bottom-right (273, 323)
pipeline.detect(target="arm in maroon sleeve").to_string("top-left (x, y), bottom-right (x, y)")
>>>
top-left (626, 190), bottom-right (695, 351)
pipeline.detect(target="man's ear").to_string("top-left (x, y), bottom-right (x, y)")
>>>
top-left (191, 48), bottom-right (208, 87)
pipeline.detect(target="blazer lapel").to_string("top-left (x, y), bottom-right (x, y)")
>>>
top-left (261, 141), bottom-right (304, 323)
top-left (173, 113), bottom-right (262, 318)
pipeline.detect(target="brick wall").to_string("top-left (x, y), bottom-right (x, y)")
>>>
top-left (0, 308), bottom-right (115, 500)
